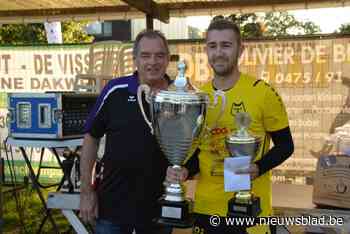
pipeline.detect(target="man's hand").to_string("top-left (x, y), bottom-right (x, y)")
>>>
top-left (235, 163), bottom-right (259, 180)
top-left (166, 166), bottom-right (189, 183)
top-left (79, 189), bottom-right (98, 224)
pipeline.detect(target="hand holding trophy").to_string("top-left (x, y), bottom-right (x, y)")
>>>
top-left (225, 112), bottom-right (262, 218)
top-left (137, 61), bottom-right (225, 227)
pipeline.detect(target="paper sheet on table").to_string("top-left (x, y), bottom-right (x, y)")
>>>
top-left (224, 156), bottom-right (251, 192)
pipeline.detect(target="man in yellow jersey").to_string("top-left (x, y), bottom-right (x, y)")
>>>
top-left (167, 18), bottom-right (294, 234)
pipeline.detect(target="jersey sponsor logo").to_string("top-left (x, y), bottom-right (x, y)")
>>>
top-left (210, 127), bottom-right (229, 136)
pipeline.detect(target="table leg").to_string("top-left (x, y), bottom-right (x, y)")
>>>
top-left (61, 210), bottom-right (89, 234)
top-left (34, 148), bottom-right (60, 189)
top-left (19, 147), bottom-right (60, 234)
top-left (50, 148), bottom-right (65, 191)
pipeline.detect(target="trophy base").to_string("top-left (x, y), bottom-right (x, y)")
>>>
top-left (154, 198), bottom-right (194, 228)
top-left (227, 196), bottom-right (261, 218)
top-left (153, 216), bottom-right (195, 228)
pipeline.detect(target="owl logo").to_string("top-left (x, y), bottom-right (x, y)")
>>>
top-left (230, 101), bottom-right (246, 116)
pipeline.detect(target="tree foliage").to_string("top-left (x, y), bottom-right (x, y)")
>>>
top-left (338, 23), bottom-right (350, 34)
top-left (228, 14), bottom-right (264, 38)
top-left (301, 21), bottom-right (321, 35)
top-left (0, 24), bottom-right (46, 44)
top-left (0, 21), bottom-right (94, 45)
top-left (61, 21), bottom-right (94, 43)
top-left (215, 11), bottom-right (321, 38)
top-left (263, 12), bottom-right (320, 36)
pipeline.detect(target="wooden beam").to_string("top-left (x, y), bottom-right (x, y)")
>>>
top-left (0, 6), bottom-right (131, 17)
top-left (163, 0), bottom-right (349, 10)
top-left (121, 0), bottom-right (169, 23)
top-left (146, 14), bottom-right (153, 30)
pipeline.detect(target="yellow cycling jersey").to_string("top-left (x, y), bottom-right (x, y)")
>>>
top-left (194, 73), bottom-right (289, 233)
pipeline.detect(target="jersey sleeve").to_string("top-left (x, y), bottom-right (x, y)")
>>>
top-left (83, 88), bottom-right (109, 139)
top-left (263, 84), bottom-right (289, 132)
top-left (85, 102), bottom-right (107, 139)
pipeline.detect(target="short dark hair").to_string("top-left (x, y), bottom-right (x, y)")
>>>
top-left (206, 17), bottom-right (241, 45)
top-left (133, 29), bottom-right (169, 58)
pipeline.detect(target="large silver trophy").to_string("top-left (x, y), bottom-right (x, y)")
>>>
top-left (137, 61), bottom-right (225, 227)
top-left (225, 112), bottom-right (262, 218)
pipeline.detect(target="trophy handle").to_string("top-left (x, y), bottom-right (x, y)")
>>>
top-left (210, 90), bottom-right (226, 128)
top-left (137, 84), bottom-right (154, 134)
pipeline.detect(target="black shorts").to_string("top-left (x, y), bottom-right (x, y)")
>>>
top-left (192, 213), bottom-right (248, 234)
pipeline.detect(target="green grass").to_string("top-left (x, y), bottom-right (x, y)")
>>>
top-left (3, 184), bottom-right (74, 234)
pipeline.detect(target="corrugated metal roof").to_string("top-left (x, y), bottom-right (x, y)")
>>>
top-left (0, 0), bottom-right (349, 23)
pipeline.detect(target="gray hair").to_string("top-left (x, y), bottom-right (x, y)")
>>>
top-left (133, 29), bottom-right (169, 58)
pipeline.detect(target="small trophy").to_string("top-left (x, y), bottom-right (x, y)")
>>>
top-left (137, 61), bottom-right (225, 227)
top-left (225, 112), bottom-right (262, 218)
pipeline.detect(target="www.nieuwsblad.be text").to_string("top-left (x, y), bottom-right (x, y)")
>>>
top-left (209, 215), bottom-right (344, 227)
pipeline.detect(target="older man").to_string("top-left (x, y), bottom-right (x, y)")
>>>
top-left (80, 30), bottom-right (172, 234)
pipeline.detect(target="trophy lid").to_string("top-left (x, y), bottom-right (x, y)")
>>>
top-left (153, 60), bottom-right (208, 104)
top-left (226, 112), bottom-right (260, 144)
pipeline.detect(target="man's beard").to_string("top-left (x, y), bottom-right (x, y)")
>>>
top-left (211, 50), bottom-right (240, 77)
top-left (213, 65), bottom-right (234, 76)
top-left (211, 56), bottom-right (237, 77)
top-left (211, 60), bottom-right (234, 76)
